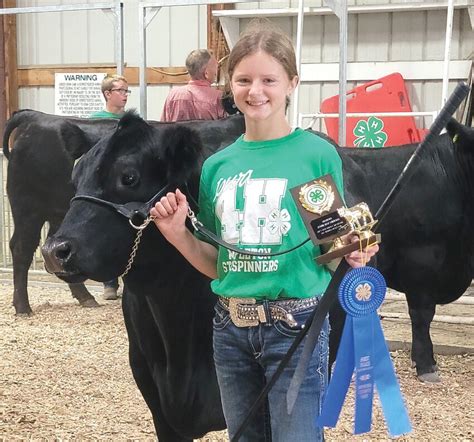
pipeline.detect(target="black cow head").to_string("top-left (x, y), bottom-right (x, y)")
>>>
top-left (42, 112), bottom-right (204, 283)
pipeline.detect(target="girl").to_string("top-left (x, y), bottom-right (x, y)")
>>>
top-left (151, 20), bottom-right (378, 442)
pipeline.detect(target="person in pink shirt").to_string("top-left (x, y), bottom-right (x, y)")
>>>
top-left (161, 49), bottom-right (227, 122)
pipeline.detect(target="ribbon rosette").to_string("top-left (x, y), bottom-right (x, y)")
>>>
top-left (317, 267), bottom-right (412, 437)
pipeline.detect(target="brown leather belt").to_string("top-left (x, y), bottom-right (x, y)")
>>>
top-left (218, 295), bottom-right (320, 328)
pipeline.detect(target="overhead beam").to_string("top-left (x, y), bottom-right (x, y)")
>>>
top-left (18, 65), bottom-right (190, 87)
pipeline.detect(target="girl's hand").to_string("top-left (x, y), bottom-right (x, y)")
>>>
top-left (150, 188), bottom-right (189, 242)
top-left (344, 233), bottom-right (379, 268)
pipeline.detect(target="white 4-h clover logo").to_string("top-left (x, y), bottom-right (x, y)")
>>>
top-left (355, 283), bottom-right (372, 302)
top-left (353, 116), bottom-right (388, 148)
top-left (267, 209), bottom-right (291, 236)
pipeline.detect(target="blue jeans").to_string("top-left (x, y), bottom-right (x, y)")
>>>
top-left (213, 301), bottom-right (329, 442)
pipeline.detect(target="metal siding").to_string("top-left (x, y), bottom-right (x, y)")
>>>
top-left (12, 1), bottom-right (473, 123)
top-left (144, 4), bottom-right (208, 119)
top-left (86, 7), bottom-right (115, 64)
top-left (391, 12), bottom-right (425, 61)
top-left (34, 6), bottom-right (63, 65)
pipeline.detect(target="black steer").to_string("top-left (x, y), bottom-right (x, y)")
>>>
top-left (3, 110), bottom-right (118, 314)
top-left (3, 109), bottom-right (244, 315)
top-left (337, 119), bottom-right (474, 382)
top-left (43, 113), bottom-right (226, 441)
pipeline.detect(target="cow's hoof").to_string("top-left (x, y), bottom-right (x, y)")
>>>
top-left (80, 298), bottom-right (100, 308)
top-left (14, 305), bottom-right (33, 316)
top-left (417, 371), bottom-right (441, 383)
top-left (15, 310), bottom-right (33, 317)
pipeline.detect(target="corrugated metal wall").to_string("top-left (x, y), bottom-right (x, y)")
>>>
top-left (234, 0), bottom-right (473, 130)
top-left (15, 0), bottom-right (208, 119)
top-left (13, 0), bottom-right (473, 123)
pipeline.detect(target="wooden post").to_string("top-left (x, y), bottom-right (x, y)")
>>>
top-left (207, 3), bottom-right (232, 85)
top-left (0, 3), bottom-right (6, 136)
top-left (3, 0), bottom-right (18, 121)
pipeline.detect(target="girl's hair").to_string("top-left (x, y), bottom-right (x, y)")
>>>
top-left (227, 19), bottom-right (298, 82)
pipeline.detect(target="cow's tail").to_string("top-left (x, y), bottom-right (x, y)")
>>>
top-left (2, 109), bottom-right (37, 159)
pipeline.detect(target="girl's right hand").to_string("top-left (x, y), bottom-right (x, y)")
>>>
top-left (150, 188), bottom-right (189, 242)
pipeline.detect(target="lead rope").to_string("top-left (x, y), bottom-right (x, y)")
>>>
top-left (119, 206), bottom-right (195, 279)
top-left (119, 201), bottom-right (296, 280)
top-left (120, 215), bottom-right (156, 278)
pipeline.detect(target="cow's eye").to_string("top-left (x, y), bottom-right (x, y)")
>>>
top-left (121, 172), bottom-right (138, 186)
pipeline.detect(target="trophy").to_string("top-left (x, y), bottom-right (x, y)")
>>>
top-left (290, 175), bottom-right (381, 265)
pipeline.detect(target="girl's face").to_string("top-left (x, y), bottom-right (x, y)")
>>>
top-left (230, 50), bottom-right (298, 126)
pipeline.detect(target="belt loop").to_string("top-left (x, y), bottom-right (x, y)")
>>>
top-left (262, 300), bottom-right (272, 326)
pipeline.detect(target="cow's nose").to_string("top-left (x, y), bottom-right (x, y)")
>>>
top-left (41, 239), bottom-right (74, 274)
top-left (54, 241), bottom-right (72, 261)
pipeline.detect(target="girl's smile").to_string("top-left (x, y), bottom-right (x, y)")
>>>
top-left (230, 50), bottom-right (298, 140)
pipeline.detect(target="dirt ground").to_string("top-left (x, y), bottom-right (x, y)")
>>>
top-left (1, 274), bottom-right (473, 441)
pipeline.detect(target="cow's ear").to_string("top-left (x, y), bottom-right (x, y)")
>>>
top-left (159, 125), bottom-right (203, 183)
top-left (117, 110), bottom-right (147, 131)
top-left (61, 122), bottom-right (93, 160)
top-left (108, 111), bottom-right (153, 151)
top-left (446, 118), bottom-right (464, 141)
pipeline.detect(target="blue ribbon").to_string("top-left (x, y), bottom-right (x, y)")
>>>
top-left (317, 267), bottom-right (412, 437)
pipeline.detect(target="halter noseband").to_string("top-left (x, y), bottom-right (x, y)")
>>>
top-left (71, 183), bottom-right (173, 229)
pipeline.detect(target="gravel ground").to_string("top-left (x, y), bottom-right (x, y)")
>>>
top-left (0, 275), bottom-right (473, 440)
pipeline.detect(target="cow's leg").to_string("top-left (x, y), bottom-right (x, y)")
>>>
top-left (406, 295), bottom-right (439, 382)
top-left (10, 217), bottom-right (44, 315)
top-left (47, 219), bottom-right (99, 308)
top-left (122, 290), bottom-right (191, 442)
top-left (67, 283), bottom-right (99, 308)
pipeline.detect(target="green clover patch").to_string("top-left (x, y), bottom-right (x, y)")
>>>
top-left (353, 116), bottom-right (388, 148)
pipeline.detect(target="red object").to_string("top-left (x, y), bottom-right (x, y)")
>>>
top-left (321, 73), bottom-right (422, 147)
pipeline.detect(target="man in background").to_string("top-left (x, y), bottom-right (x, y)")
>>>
top-left (91, 74), bottom-right (130, 119)
top-left (161, 49), bottom-right (226, 122)
top-left (90, 74), bottom-right (131, 299)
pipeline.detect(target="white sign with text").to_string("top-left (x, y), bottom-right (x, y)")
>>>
top-left (55, 73), bottom-right (107, 118)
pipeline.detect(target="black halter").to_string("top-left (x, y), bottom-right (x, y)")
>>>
top-left (71, 183), bottom-right (173, 229)
top-left (72, 182), bottom-right (310, 256)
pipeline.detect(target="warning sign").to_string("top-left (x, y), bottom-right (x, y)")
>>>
top-left (55, 73), bottom-right (107, 118)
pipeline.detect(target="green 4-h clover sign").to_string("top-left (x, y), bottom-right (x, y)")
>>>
top-left (353, 116), bottom-right (388, 148)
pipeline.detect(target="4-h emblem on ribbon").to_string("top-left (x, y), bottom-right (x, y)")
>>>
top-left (353, 116), bottom-right (388, 148)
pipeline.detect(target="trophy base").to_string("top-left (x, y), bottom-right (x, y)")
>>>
top-left (316, 233), bottom-right (381, 265)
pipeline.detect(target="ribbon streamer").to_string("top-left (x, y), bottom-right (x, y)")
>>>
top-left (317, 267), bottom-right (412, 437)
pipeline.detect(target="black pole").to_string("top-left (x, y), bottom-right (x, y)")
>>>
top-left (231, 82), bottom-right (470, 442)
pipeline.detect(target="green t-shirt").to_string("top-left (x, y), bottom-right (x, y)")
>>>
top-left (197, 128), bottom-right (344, 301)
top-left (90, 110), bottom-right (122, 119)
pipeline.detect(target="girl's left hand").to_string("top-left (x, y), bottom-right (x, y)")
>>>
top-left (344, 234), bottom-right (379, 268)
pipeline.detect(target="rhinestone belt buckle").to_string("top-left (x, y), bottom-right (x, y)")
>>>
top-left (228, 297), bottom-right (266, 327)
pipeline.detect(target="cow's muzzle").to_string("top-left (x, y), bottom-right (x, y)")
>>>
top-left (41, 238), bottom-right (75, 274)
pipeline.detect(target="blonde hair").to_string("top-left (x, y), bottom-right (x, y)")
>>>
top-left (101, 74), bottom-right (128, 94)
